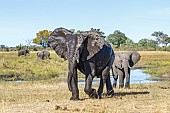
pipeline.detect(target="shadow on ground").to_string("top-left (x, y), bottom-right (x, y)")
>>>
top-left (114, 91), bottom-right (150, 96)
top-left (79, 91), bottom-right (150, 101)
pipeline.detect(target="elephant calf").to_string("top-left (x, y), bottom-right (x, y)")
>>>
top-left (112, 51), bottom-right (141, 88)
top-left (18, 49), bottom-right (30, 57)
top-left (37, 50), bottom-right (50, 59)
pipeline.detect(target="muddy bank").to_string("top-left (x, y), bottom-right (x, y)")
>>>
top-left (132, 66), bottom-right (170, 81)
top-left (0, 74), bottom-right (22, 81)
top-left (149, 75), bottom-right (170, 81)
top-left (131, 65), bottom-right (151, 69)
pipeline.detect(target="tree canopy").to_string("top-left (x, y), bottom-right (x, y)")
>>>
top-left (33, 30), bottom-right (51, 48)
top-left (29, 29), bottom-right (170, 51)
top-left (107, 30), bottom-right (128, 48)
top-left (151, 31), bottom-right (170, 46)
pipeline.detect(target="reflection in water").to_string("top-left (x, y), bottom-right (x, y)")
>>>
top-left (78, 69), bottom-right (156, 85)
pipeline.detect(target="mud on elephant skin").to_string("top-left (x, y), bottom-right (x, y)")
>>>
top-left (112, 51), bottom-right (141, 89)
top-left (48, 27), bottom-right (115, 100)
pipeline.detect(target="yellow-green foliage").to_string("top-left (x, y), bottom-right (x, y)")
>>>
top-left (0, 51), bottom-right (68, 80)
top-left (138, 51), bottom-right (170, 76)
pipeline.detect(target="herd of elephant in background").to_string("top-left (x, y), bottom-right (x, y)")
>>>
top-left (17, 27), bottom-right (141, 100)
top-left (18, 49), bottom-right (50, 59)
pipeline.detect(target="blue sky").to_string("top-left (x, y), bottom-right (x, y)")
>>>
top-left (0, 0), bottom-right (170, 47)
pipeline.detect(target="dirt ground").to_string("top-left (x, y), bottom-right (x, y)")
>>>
top-left (0, 78), bottom-right (170, 113)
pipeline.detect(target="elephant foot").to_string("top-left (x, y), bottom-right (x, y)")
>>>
top-left (89, 89), bottom-right (98, 99)
top-left (106, 90), bottom-right (114, 97)
top-left (70, 96), bottom-right (80, 101)
top-left (70, 92), bottom-right (79, 100)
top-left (113, 83), bottom-right (117, 88)
top-left (125, 84), bottom-right (130, 89)
top-left (119, 85), bottom-right (124, 89)
top-left (98, 95), bottom-right (102, 99)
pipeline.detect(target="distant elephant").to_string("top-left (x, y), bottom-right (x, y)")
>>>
top-left (37, 51), bottom-right (44, 59)
top-left (112, 51), bottom-right (141, 88)
top-left (43, 50), bottom-right (50, 59)
top-left (37, 50), bottom-right (50, 59)
top-left (18, 49), bottom-right (30, 57)
top-left (48, 27), bottom-right (115, 100)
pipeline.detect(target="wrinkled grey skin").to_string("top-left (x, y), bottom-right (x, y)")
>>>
top-left (48, 27), bottom-right (115, 100)
top-left (112, 51), bottom-right (140, 88)
top-left (43, 50), bottom-right (50, 59)
top-left (37, 50), bottom-right (50, 59)
top-left (18, 49), bottom-right (30, 57)
top-left (37, 51), bottom-right (44, 59)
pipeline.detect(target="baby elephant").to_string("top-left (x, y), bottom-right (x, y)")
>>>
top-left (18, 49), bottom-right (30, 57)
top-left (37, 50), bottom-right (50, 59)
top-left (112, 51), bottom-right (141, 89)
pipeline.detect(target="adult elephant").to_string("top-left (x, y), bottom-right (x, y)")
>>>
top-left (112, 51), bottom-right (140, 89)
top-left (48, 27), bottom-right (115, 100)
top-left (43, 50), bottom-right (50, 59)
top-left (37, 50), bottom-right (50, 59)
top-left (18, 49), bottom-right (30, 57)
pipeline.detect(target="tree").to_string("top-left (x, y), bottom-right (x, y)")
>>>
top-left (33, 30), bottom-right (51, 48)
top-left (162, 37), bottom-right (170, 47)
top-left (138, 38), bottom-right (148, 47)
top-left (147, 39), bottom-right (158, 47)
top-left (125, 38), bottom-right (135, 47)
top-left (0, 45), bottom-right (5, 49)
top-left (107, 30), bottom-right (128, 48)
top-left (137, 38), bottom-right (157, 50)
top-left (90, 28), bottom-right (106, 38)
top-left (151, 31), bottom-right (169, 46)
top-left (25, 38), bottom-right (33, 48)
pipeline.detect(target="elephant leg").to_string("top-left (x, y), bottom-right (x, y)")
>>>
top-left (68, 62), bottom-right (79, 100)
top-left (101, 66), bottom-right (114, 97)
top-left (118, 69), bottom-right (124, 88)
top-left (125, 68), bottom-right (131, 89)
top-left (106, 72), bottom-right (114, 97)
top-left (97, 76), bottom-right (104, 99)
top-left (113, 73), bottom-right (118, 88)
top-left (84, 75), bottom-right (98, 98)
top-left (83, 61), bottom-right (98, 98)
top-left (70, 72), bottom-right (79, 100)
top-left (112, 66), bottom-right (118, 88)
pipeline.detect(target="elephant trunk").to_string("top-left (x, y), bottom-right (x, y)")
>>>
top-left (122, 59), bottom-right (132, 69)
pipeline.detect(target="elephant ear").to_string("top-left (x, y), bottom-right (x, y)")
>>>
top-left (114, 52), bottom-right (123, 69)
top-left (129, 51), bottom-right (141, 67)
top-left (48, 27), bottom-right (73, 60)
top-left (86, 32), bottom-right (105, 60)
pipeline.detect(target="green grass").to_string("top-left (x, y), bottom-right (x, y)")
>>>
top-left (0, 51), bottom-right (68, 81)
top-left (138, 51), bottom-right (170, 76)
top-left (1, 51), bottom-right (170, 81)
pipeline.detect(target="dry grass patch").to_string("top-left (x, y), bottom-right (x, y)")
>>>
top-left (0, 78), bottom-right (170, 113)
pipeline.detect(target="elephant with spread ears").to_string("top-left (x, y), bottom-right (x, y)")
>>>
top-left (112, 51), bottom-right (141, 89)
top-left (48, 27), bottom-right (115, 100)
